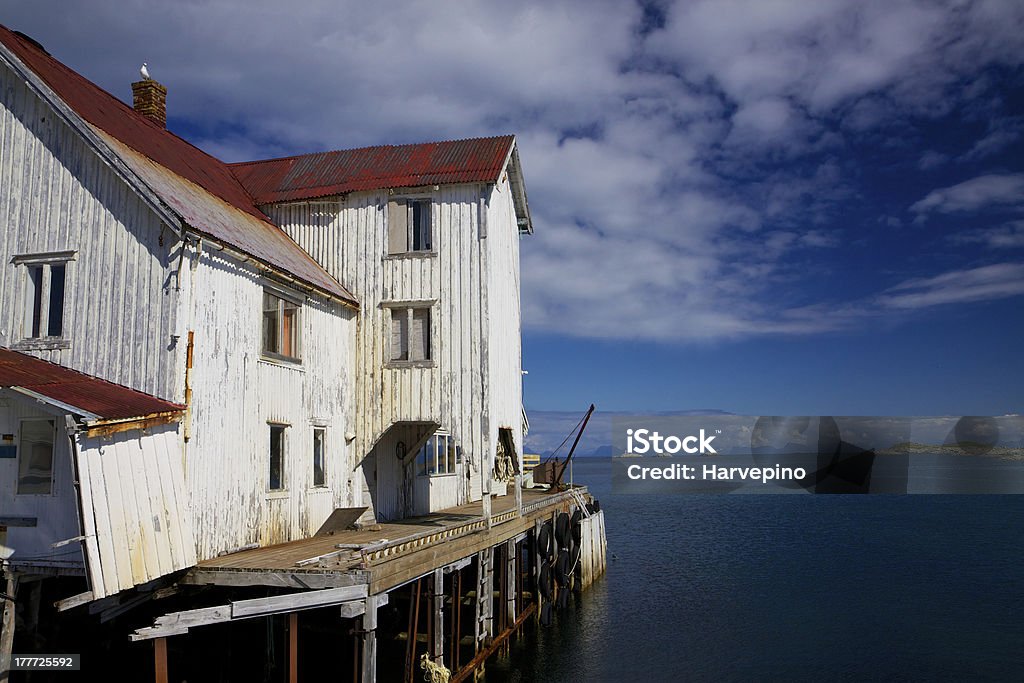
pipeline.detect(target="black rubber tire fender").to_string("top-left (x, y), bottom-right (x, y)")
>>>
top-left (539, 561), bottom-right (554, 600)
top-left (555, 512), bottom-right (571, 549)
top-left (554, 548), bottom-right (569, 587)
top-left (538, 521), bottom-right (554, 561)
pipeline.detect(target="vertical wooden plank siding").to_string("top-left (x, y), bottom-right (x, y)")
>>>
top-left (185, 248), bottom-right (356, 560)
top-left (485, 176), bottom-right (526, 483)
top-left (0, 59), bottom-right (182, 401)
top-left (76, 424), bottom-right (196, 597)
top-left (266, 171), bottom-right (525, 520)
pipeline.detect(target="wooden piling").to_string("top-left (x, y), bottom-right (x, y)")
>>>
top-left (361, 595), bottom-right (380, 683)
top-left (432, 569), bottom-right (444, 664)
top-left (505, 539), bottom-right (516, 627)
top-left (154, 637), bottom-right (168, 683)
top-left (288, 612), bottom-right (298, 683)
top-left (0, 572), bottom-right (18, 683)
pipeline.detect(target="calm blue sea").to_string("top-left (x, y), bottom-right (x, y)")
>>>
top-left (487, 457), bottom-right (1024, 682)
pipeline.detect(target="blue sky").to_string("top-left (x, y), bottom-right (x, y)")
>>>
top-left (5, 1), bottom-right (1022, 422)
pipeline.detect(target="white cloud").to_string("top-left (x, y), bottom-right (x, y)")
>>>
top-left (917, 150), bottom-right (948, 171)
top-left (911, 174), bottom-right (1024, 215)
top-left (952, 220), bottom-right (1024, 249)
top-left (879, 263), bottom-right (1024, 309)
top-left (4, 0), bottom-right (1024, 344)
top-left (962, 117), bottom-right (1024, 160)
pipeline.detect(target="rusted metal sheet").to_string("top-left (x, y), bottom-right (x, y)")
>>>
top-left (0, 347), bottom-right (184, 420)
top-left (230, 136), bottom-right (516, 204)
top-left (94, 130), bottom-right (357, 306)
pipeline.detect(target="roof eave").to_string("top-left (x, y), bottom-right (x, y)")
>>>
top-left (504, 141), bottom-right (534, 235)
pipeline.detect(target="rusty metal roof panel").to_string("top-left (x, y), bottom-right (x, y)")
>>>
top-left (95, 130), bottom-right (358, 305)
top-left (230, 136), bottom-right (516, 204)
top-left (0, 348), bottom-right (185, 420)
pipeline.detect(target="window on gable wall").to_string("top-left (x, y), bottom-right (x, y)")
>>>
top-left (387, 198), bottom-right (432, 254)
top-left (14, 252), bottom-right (73, 346)
top-left (388, 306), bottom-right (431, 364)
top-left (416, 432), bottom-right (461, 476)
top-left (262, 288), bottom-right (301, 362)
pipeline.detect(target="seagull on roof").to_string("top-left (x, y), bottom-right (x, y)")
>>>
top-left (140, 62), bottom-right (151, 80)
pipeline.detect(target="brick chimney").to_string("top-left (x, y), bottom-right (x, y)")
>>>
top-left (131, 79), bottom-right (167, 128)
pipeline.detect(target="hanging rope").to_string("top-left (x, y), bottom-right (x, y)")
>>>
top-left (420, 652), bottom-right (451, 683)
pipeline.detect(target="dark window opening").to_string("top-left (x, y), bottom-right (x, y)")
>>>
top-left (269, 425), bottom-right (286, 491)
top-left (313, 427), bottom-right (326, 487)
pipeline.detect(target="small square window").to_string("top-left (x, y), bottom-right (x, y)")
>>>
top-left (269, 424), bottom-right (286, 491)
top-left (262, 289), bottom-right (301, 362)
top-left (388, 306), bottom-right (431, 364)
top-left (387, 198), bottom-right (433, 254)
top-left (18, 419), bottom-right (55, 495)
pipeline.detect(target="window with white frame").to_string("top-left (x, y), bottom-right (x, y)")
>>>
top-left (17, 419), bottom-right (55, 495)
top-left (387, 198), bottom-right (433, 255)
top-left (269, 424), bottom-right (287, 491)
top-left (416, 432), bottom-right (461, 476)
top-left (388, 306), bottom-right (431, 364)
top-left (14, 252), bottom-right (73, 344)
top-left (312, 427), bottom-right (326, 487)
top-left (262, 287), bottom-right (301, 362)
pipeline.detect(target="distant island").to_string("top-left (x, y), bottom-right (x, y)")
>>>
top-left (878, 442), bottom-right (1024, 460)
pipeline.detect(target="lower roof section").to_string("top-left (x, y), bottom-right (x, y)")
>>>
top-left (0, 347), bottom-right (184, 421)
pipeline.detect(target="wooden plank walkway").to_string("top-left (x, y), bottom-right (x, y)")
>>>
top-left (183, 487), bottom-right (584, 594)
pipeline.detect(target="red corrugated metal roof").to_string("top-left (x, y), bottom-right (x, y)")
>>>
top-left (229, 136), bottom-right (516, 204)
top-left (0, 348), bottom-right (184, 421)
top-left (0, 25), bottom-right (355, 305)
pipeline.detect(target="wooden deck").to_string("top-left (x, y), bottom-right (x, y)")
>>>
top-left (183, 486), bottom-right (585, 595)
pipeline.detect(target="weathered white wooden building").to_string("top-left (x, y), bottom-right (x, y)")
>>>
top-left (0, 21), bottom-right (532, 604)
top-left (232, 136), bottom-right (533, 521)
top-left (0, 25), bottom-right (360, 598)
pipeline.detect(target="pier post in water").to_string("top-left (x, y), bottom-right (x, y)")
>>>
top-left (0, 571), bottom-right (17, 683)
top-left (432, 569), bottom-right (444, 664)
top-left (361, 594), bottom-right (382, 683)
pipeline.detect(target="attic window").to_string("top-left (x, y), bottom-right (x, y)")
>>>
top-left (387, 198), bottom-right (432, 255)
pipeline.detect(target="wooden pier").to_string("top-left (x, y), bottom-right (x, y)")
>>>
top-left (128, 486), bottom-right (606, 682)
